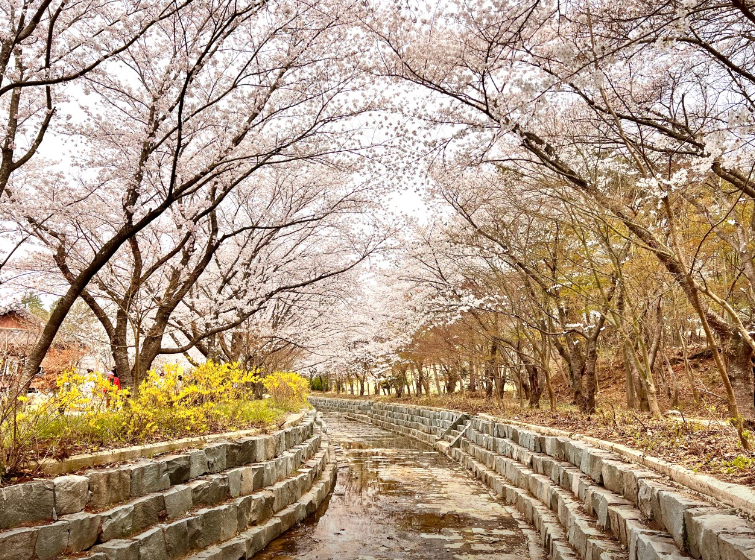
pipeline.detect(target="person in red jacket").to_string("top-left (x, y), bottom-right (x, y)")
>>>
top-left (104, 369), bottom-right (120, 408)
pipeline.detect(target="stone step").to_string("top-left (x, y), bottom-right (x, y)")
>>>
top-left (461, 434), bottom-right (693, 560)
top-left (463, 424), bottom-right (755, 560)
top-left (89, 439), bottom-right (336, 560)
top-left (95, 432), bottom-right (324, 543)
top-left (0, 412), bottom-right (318, 532)
top-left (311, 398), bottom-right (755, 560)
top-left (457, 442), bottom-right (631, 560)
top-left (0, 416), bottom-right (328, 560)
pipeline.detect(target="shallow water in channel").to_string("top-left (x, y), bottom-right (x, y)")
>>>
top-left (253, 413), bottom-right (537, 560)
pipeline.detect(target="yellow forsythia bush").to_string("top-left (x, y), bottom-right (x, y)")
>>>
top-left (127, 361), bottom-right (264, 437)
top-left (3, 362), bottom-right (298, 478)
top-left (55, 368), bottom-right (115, 412)
top-left (262, 372), bottom-right (309, 406)
top-left (137, 362), bottom-right (260, 408)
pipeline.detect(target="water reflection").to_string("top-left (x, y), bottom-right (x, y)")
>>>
top-left (253, 414), bottom-right (531, 560)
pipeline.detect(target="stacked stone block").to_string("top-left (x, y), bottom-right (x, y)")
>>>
top-left (310, 398), bottom-right (755, 560)
top-left (0, 411), bottom-right (338, 560)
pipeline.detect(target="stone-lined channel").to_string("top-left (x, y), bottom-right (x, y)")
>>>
top-left (253, 413), bottom-right (539, 560)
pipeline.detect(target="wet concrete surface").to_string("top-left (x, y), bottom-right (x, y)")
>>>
top-left (253, 413), bottom-right (537, 560)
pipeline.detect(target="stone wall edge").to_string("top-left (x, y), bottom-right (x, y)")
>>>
top-left (36, 408), bottom-right (311, 476)
top-left (310, 397), bottom-right (755, 518)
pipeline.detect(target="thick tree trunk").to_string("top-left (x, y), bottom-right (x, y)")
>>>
top-left (634, 369), bottom-right (650, 411)
top-left (724, 333), bottom-right (755, 424)
top-left (564, 342), bottom-right (586, 408)
top-left (109, 322), bottom-right (132, 386)
top-left (445, 367), bottom-right (457, 394)
top-left (583, 340), bottom-right (599, 414)
top-left (468, 362), bottom-right (477, 392)
top-left (526, 363), bottom-right (543, 408)
top-left (625, 338), bottom-right (660, 416)
top-left (495, 367), bottom-right (506, 399)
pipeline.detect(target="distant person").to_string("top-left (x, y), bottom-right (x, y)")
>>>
top-left (104, 369), bottom-right (120, 408)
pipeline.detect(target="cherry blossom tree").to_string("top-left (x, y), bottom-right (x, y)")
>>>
top-left (0, 0), bottom-right (190, 199)
top-left (8, 0), bottom-right (379, 387)
top-left (363, 0), bottom-right (755, 439)
top-left (298, 264), bottom-right (437, 395)
top-left (45, 164), bottom-right (384, 387)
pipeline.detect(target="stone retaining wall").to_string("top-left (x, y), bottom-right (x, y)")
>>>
top-left (36, 413), bottom-right (307, 476)
top-left (310, 397), bottom-right (755, 560)
top-left (0, 410), bottom-right (338, 560)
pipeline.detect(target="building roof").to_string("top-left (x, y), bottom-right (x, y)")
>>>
top-left (0, 303), bottom-right (44, 328)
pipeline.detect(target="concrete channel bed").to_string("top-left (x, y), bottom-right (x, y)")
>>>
top-left (310, 397), bottom-right (755, 560)
top-left (0, 410), bottom-right (337, 560)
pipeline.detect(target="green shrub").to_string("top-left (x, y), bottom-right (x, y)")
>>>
top-left (310, 376), bottom-right (328, 392)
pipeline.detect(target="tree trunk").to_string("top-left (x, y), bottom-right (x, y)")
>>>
top-left (496, 366), bottom-right (506, 400)
top-left (679, 330), bottom-right (700, 405)
top-left (583, 339), bottom-right (599, 414)
top-left (622, 343), bottom-right (637, 409)
top-left (414, 363), bottom-right (425, 396)
top-left (632, 334), bottom-right (662, 417)
top-left (635, 368), bottom-right (650, 411)
top-left (444, 366), bottom-right (457, 394)
top-left (111, 332), bottom-right (132, 388)
top-left (526, 363), bottom-right (543, 408)
top-left (516, 367), bottom-right (525, 408)
top-left (663, 350), bottom-right (679, 408)
top-left (485, 340), bottom-right (497, 399)
top-left (724, 333), bottom-right (755, 425)
top-left (560, 340), bottom-right (586, 408)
